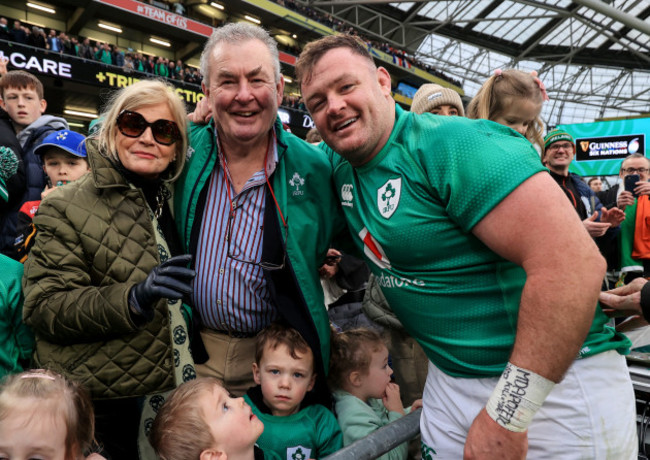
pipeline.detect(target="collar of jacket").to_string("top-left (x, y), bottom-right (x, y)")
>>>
top-left (86, 138), bottom-right (130, 190)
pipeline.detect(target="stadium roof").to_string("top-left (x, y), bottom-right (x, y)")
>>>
top-left (306, 0), bottom-right (650, 127)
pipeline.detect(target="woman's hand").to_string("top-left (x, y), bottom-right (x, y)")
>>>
top-left (129, 254), bottom-right (195, 320)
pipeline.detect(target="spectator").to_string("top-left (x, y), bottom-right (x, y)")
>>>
top-left (0, 369), bottom-right (106, 460)
top-left (155, 56), bottom-right (169, 77)
top-left (78, 37), bottom-right (93, 60)
top-left (60, 33), bottom-right (75, 56)
top-left (123, 53), bottom-right (135, 73)
top-left (0, 18), bottom-right (9, 41)
top-left (28, 27), bottom-right (46, 49)
top-left (0, 70), bottom-right (68, 258)
top-left (329, 328), bottom-right (421, 460)
top-left (177, 22), bottom-right (345, 400)
top-left (14, 130), bottom-right (89, 262)
top-left (113, 45), bottom-right (125, 67)
top-left (168, 59), bottom-right (178, 79)
top-left (46, 29), bottom-right (60, 52)
top-left (245, 323), bottom-right (343, 459)
top-left (69, 36), bottom-right (79, 56)
top-left (467, 68), bottom-right (546, 150)
top-left (542, 129), bottom-right (624, 240)
top-left (22, 80), bottom-right (194, 459)
top-left (144, 54), bottom-right (155, 74)
top-left (589, 177), bottom-right (603, 193)
top-left (132, 52), bottom-right (144, 72)
top-left (94, 42), bottom-right (112, 65)
top-left (411, 83), bottom-right (464, 116)
top-left (9, 20), bottom-right (26, 44)
top-left (150, 378), bottom-right (265, 460)
top-left (597, 154), bottom-right (650, 283)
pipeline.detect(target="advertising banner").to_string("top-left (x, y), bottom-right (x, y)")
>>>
top-left (0, 40), bottom-right (205, 106)
top-left (560, 118), bottom-right (650, 176)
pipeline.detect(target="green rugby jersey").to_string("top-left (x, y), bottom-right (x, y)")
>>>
top-left (324, 106), bottom-right (630, 378)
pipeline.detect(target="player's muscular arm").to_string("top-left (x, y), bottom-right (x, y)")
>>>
top-left (465, 172), bottom-right (604, 460)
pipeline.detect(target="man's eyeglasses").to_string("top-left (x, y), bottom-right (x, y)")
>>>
top-left (547, 142), bottom-right (573, 151)
top-left (117, 110), bottom-right (182, 146)
top-left (226, 204), bottom-right (287, 270)
top-left (623, 167), bottom-right (650, 174)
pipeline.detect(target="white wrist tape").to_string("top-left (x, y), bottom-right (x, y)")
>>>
top-left (485, 362), bottom-right (555, 432)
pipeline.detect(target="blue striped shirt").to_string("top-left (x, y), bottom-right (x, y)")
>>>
top-left (193, 136), bottom-right (279, 333)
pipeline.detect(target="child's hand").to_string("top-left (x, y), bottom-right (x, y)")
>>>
top-left (411, 398), bottom-right (423, 411)
top-left (41, 185), bottom-right (57, 199)
top-left (382, 382), bottom-right (405, 415)
top-left (0, 56), bottom-right (8, 76)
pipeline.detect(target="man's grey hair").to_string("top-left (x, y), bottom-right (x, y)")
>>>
top-left (200, 22), bottom-right (281, 87)
top-left (621, 153), bottom-right (650, 170)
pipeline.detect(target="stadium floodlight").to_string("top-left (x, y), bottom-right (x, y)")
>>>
top-left (64, 109), bottom-right (98, 119)
top-left (283, 75), bottom-right (293, 83)
top-left (244, 15), bottom-right (261, 25)
top-left (98, 23), bottom-right (123, 34)
top-left (27, 2), bottom-right (55, 14)
top-left (150, 37), bottom-right (171, 47)
top-left (210, 2), bottom-right (224, 10)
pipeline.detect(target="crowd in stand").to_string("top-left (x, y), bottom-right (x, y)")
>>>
top-left (0, 18), bottom-right (203, 85)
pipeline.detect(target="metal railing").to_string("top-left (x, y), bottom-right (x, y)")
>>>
top-left (323, 408), bottom-right (421, 460)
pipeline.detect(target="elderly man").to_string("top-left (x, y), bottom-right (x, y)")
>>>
top-left (174, 23), bottom-right (345, 398)
top-left (296, 34), bottom-right (636, 459)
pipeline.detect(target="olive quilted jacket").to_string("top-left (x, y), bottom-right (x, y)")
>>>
top-left (22, 142), bottom-right (176, 399)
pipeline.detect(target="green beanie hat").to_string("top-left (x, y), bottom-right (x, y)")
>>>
top-left (544, 129), bottom-right (574, 150)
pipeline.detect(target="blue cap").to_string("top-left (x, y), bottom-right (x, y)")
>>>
top-left (34, 130), bottom-right (87, 158)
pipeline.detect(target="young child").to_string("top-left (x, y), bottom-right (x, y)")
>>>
top-left (329, 328), bottom-right (421, 460)
top-left (0, 70), bottom-right (68, 257)
top-left (0, 369), bottom-right (105, 460)
top-left (466, 68), bottom-right (548, 150)
top-left (149, 377), bottom-right (267, 460)
top-left (14, 129), bottom-right (88, 262)
top-left (245, 323), bottom-right (342, 460)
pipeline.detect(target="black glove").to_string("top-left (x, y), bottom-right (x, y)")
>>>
top-left (129, 254), bottom-right (195, 321)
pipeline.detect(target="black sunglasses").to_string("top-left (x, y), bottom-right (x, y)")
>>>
top-left (117, 110), bottom-right (181, 146)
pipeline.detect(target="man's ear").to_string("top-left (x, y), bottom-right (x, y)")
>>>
top-left (200, 449), bottom-right (226, 460)
top-left (376, 67), bottom-right (392, 98)
top-left (252, 362), bottom-right (261, 385)
top-left (0, 98), bottom-right (5, 112)
top-left (39, 98), bottom-right (46, 115)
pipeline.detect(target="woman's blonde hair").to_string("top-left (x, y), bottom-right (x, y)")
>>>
top-left (0, 369), bottom-right (96, 459)
top-left (467, 69), bottom-right (545, 150)
top-left (94, 79), bottom-right (188, 182)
